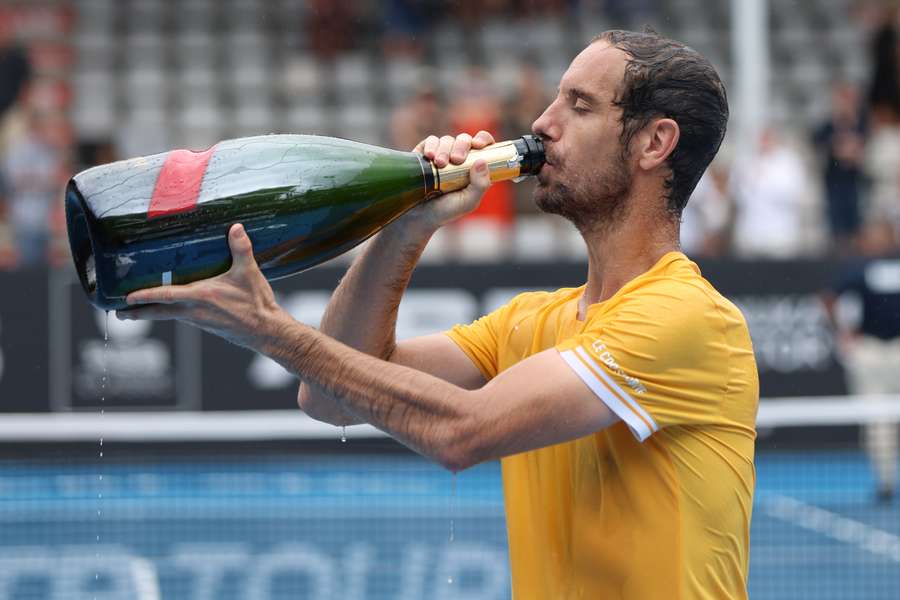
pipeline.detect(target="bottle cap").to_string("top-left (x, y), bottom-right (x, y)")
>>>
top-left (515, 135), bottom-right (545, 175)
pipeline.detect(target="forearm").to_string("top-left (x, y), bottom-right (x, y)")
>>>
top-left (320, 215), bottom-right (433, 356)
top-left (276, 316), bottom-right (474, 470)
top-left (298, 215), bottom-right (435, 424)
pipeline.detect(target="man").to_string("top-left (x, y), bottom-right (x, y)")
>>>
top-left (812, 82), bottom-right (867, 256)
top-left (824, 221), bottom-right (900, 503)
top-left (122, 30), bottom-right (759, 599)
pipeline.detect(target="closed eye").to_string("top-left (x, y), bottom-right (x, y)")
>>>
top-left (572, 101), bottom-right (591, 114)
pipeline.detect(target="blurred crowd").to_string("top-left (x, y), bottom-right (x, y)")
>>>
top-left (0, 1), bottom-right (899, 269)
top-left (687, 4), bottom-right (900, 264)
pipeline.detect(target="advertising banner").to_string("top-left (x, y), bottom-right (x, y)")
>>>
top-left (0, 269), bottom-right (49, 412)
top-left (49, 270), bottom-right (201, 412)
top-left (200, 258), bottom-right (847, 411)
top-left (2, 258), bottom-right (849, 413)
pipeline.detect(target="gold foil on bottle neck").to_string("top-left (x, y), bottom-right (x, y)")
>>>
top-left (433, 140), bottom-right (524, 194)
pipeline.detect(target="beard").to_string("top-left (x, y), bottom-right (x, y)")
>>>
top-left (533, 152), bottom-right (632, 234)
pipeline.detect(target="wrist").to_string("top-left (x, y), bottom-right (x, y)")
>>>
top-left (389, 208), bottom-right (439, 242)
top-left (259, 309), bottom-right (307, 367)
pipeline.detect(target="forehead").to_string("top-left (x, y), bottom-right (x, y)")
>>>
top-left (560, 41), bottom-right (627, 100)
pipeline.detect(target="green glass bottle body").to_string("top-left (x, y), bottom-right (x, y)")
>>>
top-left (66, 134), bottom-right (544, 310)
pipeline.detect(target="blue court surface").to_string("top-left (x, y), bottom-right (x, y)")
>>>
top-left (0, 449), bottom-right (897, 599)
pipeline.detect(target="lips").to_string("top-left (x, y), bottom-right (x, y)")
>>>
top-left (542, 152), bottom-right (558, 169)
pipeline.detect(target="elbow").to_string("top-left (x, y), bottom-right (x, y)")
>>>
top-left (436, 450), bottom-right (475, 474)
top-left (436, 451), bottom-right (473, 474)
top-left (297, 382), bottom-right (313, 412)
top-left (297, 382), bottom-right (342, 426)
top-left (434, 419), bottom-right (483, 473)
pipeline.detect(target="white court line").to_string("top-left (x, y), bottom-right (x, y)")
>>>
top-left (763, 495), bottom-right (900, 562)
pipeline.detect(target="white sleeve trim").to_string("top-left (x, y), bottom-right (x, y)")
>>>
top-left (559, 348), bottom-right (659, 442)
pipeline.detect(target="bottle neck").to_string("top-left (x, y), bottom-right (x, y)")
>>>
top-left (422, 135), bottom-right (545, 195)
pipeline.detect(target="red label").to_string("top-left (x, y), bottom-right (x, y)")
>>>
top-left (147, 145), bottom-right (217, 219)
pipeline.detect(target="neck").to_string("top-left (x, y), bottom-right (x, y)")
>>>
top-left (577, 194), bottom-right (680, 319)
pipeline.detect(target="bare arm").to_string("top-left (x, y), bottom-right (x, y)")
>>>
top-left (296, 221), bottom-right (484, 425)
top-left (120, 225), bottom-right (620, 471)
top-left (298, 131), bottom-right (497, 425)
top-left (272, 318), bottom-right (618, 471)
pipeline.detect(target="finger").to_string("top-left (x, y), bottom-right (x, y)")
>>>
top-left (116, 304), bottom-right (184, 321)
top-left (421, 135), bottom-right (440, 159)
top-left (126, 283), bottom-right (195, 306)
top-left (468, 159), bottom-right (492, 193)
top-left (434, 135), bottom-right (455, 168)
top-left (449, 133), bottom-right (473, 164)
top-left (471, 130), bottom-right (496, 149)
top-left (227, 223), bottom-right (256, 270)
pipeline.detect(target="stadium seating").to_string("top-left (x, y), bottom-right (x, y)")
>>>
top-left (65, 0), bottom-right (869, 260)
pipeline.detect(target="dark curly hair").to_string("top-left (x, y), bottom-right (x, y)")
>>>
top-left (594, 29), bottom-right (729, 217)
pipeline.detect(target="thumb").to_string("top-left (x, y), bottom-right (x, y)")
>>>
top-left (468, 159), bottom-right (492, 193)
top-left (228, 223), bottom-right (255, 268)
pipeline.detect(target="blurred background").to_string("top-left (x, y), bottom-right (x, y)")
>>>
top-left (0, 0), bottom-right (899, 598)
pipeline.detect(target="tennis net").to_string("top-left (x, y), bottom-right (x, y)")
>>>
top-left (0, 396), bottom-right (898, 599)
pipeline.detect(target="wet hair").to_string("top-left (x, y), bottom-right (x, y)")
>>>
top-left (593, 28), bottom-right (729, 217)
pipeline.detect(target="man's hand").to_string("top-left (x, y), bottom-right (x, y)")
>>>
top-left (400, 130), bottom-right (496, 233)
top-left (117, 223), bottom-right (290, 353)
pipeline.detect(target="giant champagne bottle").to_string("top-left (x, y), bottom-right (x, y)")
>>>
top-left (66, 134), bottom-right (544, 310)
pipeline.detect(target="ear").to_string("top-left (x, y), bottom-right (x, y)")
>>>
top-left (637, 118), bottom-right (680, 171)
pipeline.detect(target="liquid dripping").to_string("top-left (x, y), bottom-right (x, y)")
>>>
top-left (449, 472), bottom-right (457, 543)
top-left (96, 311), bottom-right (109, 596)
top-left (341, 425), bottom-right (346, 443)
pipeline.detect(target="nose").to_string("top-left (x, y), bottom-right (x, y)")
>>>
top-left (531, 101), bottom-right (561, 143)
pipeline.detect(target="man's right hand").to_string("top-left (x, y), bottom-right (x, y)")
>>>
top-left (403, 130), bottom-right (496, 233)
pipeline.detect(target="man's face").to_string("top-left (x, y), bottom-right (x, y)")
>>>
top-left (531, 42), bottom-right (633, 232)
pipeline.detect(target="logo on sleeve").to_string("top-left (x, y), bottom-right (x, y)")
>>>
top-left (591, 340), bottom-right (647, 394)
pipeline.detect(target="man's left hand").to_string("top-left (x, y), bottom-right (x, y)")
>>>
top-left (118, 223), bottom-right (289, 352)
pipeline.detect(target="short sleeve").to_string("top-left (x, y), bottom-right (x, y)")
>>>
top-left (556, 286), bottom-right (735, 442)
top-left (445, 302), bottom-right (512, 381)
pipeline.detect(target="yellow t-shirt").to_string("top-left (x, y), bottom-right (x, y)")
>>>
top-left (445, 252), bottom-right (758, 600)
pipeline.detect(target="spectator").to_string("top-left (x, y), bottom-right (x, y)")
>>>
top-left (1, 110), bottom-right (62, 267)
top-left (0, 170), bottom-right (17, 269)
top-left (306, 0), bottom-right (357, 61)
top-left (731, 128), bottom-right (813, 259)
top-left (381, 0), bottom-right (431, 58)
top-left (389, 81), bottom-right (445, 151)
top-left (502, 62), bottom-right (551, 215)
top-left (863, 116), bottom-right (900, 231)
top-left (602, 0), bottom-right (659, 26)
top-left (812, 82), bottom-right (868, 256)
top-left (825, 220), bottom-right (900, 503)
top-left (680, 163), bottom-right (732, 258)
top-left (0, 42), bottom-right (30, 120)
top-left (867, 5), bottom-right (900, 125)
top-left (447, 66), bottom-right (514, 255)
top-left (502, 62), bottom-right (550, 140)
